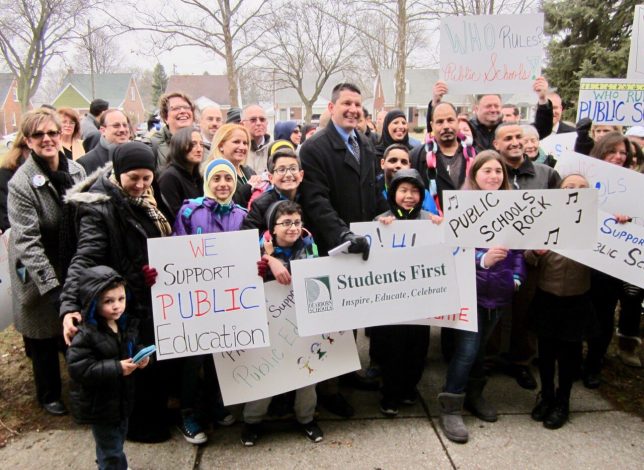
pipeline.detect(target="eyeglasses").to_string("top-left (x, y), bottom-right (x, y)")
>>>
top-left (106, 123), bottom-right (129, 129)
top-left (169, 105), bottom-right (192, 113)
top-left (247, 116), bottom-right (267, 123)
top-left (30, 130), bottom-right (61, 140)
top-left (273, 165), bottom-right (300, 175)
top-left (275, 219), bottom-right (302, 228)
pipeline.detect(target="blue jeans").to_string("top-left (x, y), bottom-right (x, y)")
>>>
top-left (91, 419), bottom-right (128, 470)
top-left (444, 306), bottom-right (503, 394)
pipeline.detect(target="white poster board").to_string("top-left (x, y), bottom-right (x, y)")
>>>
top-left (214, 282), bottom-right (361, 405)
top-left (539, 132), bottom-right (576, 161)
top-left (555, 150), bottom-right (644, 223)
top-left (439, 13), bottom-right (544, 94)
top-left (576, 79), bottom-right (644, 126)
top-left (0, 230), bottom-right (12, 331)
top-left (443, 189), bottom-right (598, 249)
top-left (291, 245), bottom-right (460, 336)
top-left (627, 5), bottom-right (644, 79)
top-left (556, 211), bottom-right (644, 289)
top-left (351, 221), bottom-right (478, 332)
top-left (148, 231), bottom-right (269, 360)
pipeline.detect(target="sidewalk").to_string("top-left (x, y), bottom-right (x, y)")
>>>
top-left (1, 329), bottom-right (642, 469)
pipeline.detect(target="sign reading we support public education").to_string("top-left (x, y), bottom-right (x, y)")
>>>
top-left (555, 150), bottom-right (644, 222)
top-left (440, 13), bottom-right (544, 93)
top-left (0, 230), bottom-right (12, 331)
top-left (214, 282), bottom-right (361, 406)
top-left (576, 79), bottom-right (644, 126)
top-left (291, 245), bottom-right (459, 336)
top-left (148, 230), bottom-right (269, 360)
top-left (443, 189), bottom-right (597, 249)
top-left (557, 211), bottom-right (644, 289)
top-left (351, 221), bottom-right (478, 332)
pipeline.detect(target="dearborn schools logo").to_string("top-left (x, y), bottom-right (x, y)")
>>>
top-left (305, 276), bottom-right (333, 313)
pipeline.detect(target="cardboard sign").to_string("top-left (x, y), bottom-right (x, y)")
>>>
top-left (214, 282), bottom-right (361, 406)
top-left (147, 231), bottom-right (269, 360)
top-left (291, 244), bottom-right (459, 336)
top-left (555, 150), bottom-right (644, 223)
top-left (627, 5), bottom-right (644, 80)
top-left (0, 230), bottom-right (12, 331)
top-left (557, 211), bottom-right (644, 288)
top-left (539, 132), bottom-right (576, 161)
top-left (576, 79), bottom-right (644, 126)
top-left (443, 189), bottom-right (598, 249)
top-left (351, 221), bottom-right (477, 332)
top-left (440, 13), bottom-right (544, 93)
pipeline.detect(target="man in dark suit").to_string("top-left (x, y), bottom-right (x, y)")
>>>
top-left (547, 92), bottom-right (576, 134)
top-left (76, 110), bottom-right (132, 175)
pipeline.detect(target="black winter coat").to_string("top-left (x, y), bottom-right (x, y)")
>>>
top-left (77, 143), bottom-right (111, 175)
top-left (242, 188), bottom-right (290, 233)
top-left (0, 167), bottom-right (15, 231)
top-left (158, 163), bottom-right (203, 223)
top-left (299, 122), bottom-right (378, 255)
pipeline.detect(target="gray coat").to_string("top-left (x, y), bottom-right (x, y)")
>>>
top-left (8, 156), bottom-right (86, 338)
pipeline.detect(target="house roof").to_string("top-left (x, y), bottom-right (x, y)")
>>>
top-left (166, 75), bottom-right (231, 107)
top-left (58, 73), bottom-right (133, 107)
top-left (0, 74), bottom-right (15, 105)
top-left (274, 71), bottom-right (350, 105)
top-left (378, 68), bottom-right (440, 107)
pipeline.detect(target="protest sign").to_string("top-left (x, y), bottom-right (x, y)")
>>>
top-left (351, 221), bottom-right (477, 332)
top-left (443, 189), bottom-right (597, 249)
top-left (0, 230), bottom-right (12, 331)
top-left (557, 211), bottom-right (644, 289)
top-left (439, 13), bottom-right (544, 94)
top-left (148, 230), bottom-right (269, 360)
top-left (214, 282), bottom-right (361, 406)
top-left (627, 5), bottom-right (644, 79)
top-left (539, 132), bottom-right (576, 161)
top-left (555, 150), bottom-right (644, 222)
top-left (291, 245), bottom-right (459, 336)
top-left (576, 79), bottom-right (644, 126)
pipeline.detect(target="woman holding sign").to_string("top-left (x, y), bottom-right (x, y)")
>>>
top-left (438, 151), bottom-right (525, 444)
top-left (60, 141), bottom-right (173, 443)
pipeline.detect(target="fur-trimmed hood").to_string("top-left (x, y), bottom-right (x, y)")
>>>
top-left (64, 162), bottom-right (113, 205)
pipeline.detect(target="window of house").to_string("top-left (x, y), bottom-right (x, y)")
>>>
top-left (12, 88), bottom-right (18, 102)
top-left (131, 87), bottom-right (135, 101)
top-left (11, 112), bottom-right (16, 126)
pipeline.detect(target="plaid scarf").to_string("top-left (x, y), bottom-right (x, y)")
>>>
top-left (109, 173), bottom-right (172, 237)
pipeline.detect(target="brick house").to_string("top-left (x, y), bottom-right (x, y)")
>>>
top-left (0, 74), bottom-right (29, 136)
top-left (165, 74), bottom-right (232, 116)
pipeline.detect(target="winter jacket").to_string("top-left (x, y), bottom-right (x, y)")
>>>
top-left (158, 163), bottom-right (203, 223)
top-left (76, 138), bottom-right (112, 175)
top-left (60, 166), bottom-right (169, 342)
top-left (8, 156), bottom-right (86, 339)
top-left (524, 250), bottom-right (590, 297)
top-left (260, 233), bottom-right (317, 282)
top-left (245, 134), bottom-right (271, 174)
top-left (150, 126), bottom-right (172, 168)
top-left (234, 164), bottom-right (257, 209)
top-left (475, 248), bottom-right (525, 309)
top-left (242, 187), bottom-right (293, 233)
top-left (0, 166), bottom-right (15, 231)
top-left (173, 197), bottom-right (247, 235)
top-left (67, 265), bottom-right (139, 424)
top-left (505, 157), bottom-right (561, 190)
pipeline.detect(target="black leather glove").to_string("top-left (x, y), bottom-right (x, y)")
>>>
top-left (342, 232), bottom-right (370, 261)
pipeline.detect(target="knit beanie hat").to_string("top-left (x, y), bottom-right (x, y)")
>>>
top-left (112, 141), bottom-right (156, 183)
top-left (204, 158), bottom-right (237, 204)
top-left (226, 107), bottom-right (242, 124)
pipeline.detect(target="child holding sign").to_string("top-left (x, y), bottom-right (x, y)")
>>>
top-left (242, 200), bottom-right (323, 446)
top-left (67, 266), bottom-right (149, 470)
top-left (172, 158), bottom-right (246, 444)
top-left (438, 151), bottom-right (525, 443)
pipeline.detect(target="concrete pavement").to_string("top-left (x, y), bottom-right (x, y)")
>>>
top-left (1, 329), bottom-right (642, 469)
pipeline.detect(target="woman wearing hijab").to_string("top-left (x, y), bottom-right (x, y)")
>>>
top-left (375, 110), bottom-right (413, 168)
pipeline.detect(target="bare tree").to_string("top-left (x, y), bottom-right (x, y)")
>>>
top-left (73, 27), bottom-right (120, 74)
top-left (107, 0), bottom-right (269, 107)
top-left (433, 0), bottom-right (537, 15)
top-left (0, 0), bottom-right (98, 111)
top-left (255, 0), bottom-right (357, 123)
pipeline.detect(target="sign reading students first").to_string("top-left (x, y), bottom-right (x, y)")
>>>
top-left (147, 231), bottom-right (269, 360)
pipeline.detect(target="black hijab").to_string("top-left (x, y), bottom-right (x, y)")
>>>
top-left (375, 109), bottom-right (412, 158)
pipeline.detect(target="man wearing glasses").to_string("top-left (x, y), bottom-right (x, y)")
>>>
top-left (151, 92), bottom-right (195, 167)
top-left (241, 104), bottom-right (271, 174)
top-left (76, 109), bottom-right (132, 175)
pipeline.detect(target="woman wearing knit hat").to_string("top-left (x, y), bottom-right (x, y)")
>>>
top-left (60, 140), bottom-right (174, 443)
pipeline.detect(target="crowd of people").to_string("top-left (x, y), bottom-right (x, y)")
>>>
top-left (1, 77), bottom-right (642, 470)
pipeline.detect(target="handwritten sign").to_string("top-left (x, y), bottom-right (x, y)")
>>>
top-left (147, 231), bottom-right (269, 360)
top-left (539, 132), bottom-right (576, 161)
top-left (439, 13), bottom-right (544, 94)
top-left (213, 282), bottom-right (360, 406)
top-left (576, 79), bottom-right (644, 126)
top-left (555, 150), bottom-right (644, 223)
top-left (351, 221), bottom-right (477, 332)
top-left (627, 5), bottom-right (644, 79)
top-left (0, 230), bottom-right (12, 331)
top-left (443, 189), bottom-right (597, 249)
top-left (557, 211), bottom-right (644, 288)
top-left (291, 245), bottom-right (459, 336)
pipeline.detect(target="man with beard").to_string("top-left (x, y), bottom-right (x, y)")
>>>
top-left (76, 109), bottom-right (132, 174)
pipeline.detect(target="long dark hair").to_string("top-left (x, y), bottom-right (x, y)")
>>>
top-left (590, 131), bottom-right (633, 168)
top-left (167, 127), bottom-right (201, 170)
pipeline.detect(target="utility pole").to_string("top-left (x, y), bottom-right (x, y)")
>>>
top-left (87, 20), bottom-right (96, 99)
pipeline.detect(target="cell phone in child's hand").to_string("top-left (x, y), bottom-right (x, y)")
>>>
top-left (132, 345), bottom-right (156, 364)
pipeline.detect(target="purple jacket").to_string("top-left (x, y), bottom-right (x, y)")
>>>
top-left (173, 197), bottom-right (247, 235)
top-left (475, 248), bottom-right (525, 309)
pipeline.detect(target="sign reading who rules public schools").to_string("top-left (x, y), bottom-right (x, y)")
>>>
top-left (290, 245), bottom-right (460, 336)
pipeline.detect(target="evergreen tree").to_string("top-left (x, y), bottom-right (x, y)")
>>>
top-left (543, 0), bottom-right (636, 121)
top-left (151, 63), bottom-right (168, 109)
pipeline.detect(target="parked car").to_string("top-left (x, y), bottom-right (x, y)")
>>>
top-left (1, 132), bottom-right (17, 149)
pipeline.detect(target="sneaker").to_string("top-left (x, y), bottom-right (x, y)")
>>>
top-left (177, 414), bottom-right (208, 445)
top-left (400, 390), bottom-right (417, 406)
top-left (216, 412), bottom-right (235, 426)
top-left (302, 421), bottom-right (324, 443)
top-left (379, 399), bottom-right (399, 417)
top-left (241, 423), bottom-right (262, 447)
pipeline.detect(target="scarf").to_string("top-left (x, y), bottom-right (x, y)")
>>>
top-left (109, 173), bottom-right (172, 236)
top-left (30, 151), bottom-right (74, 204)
